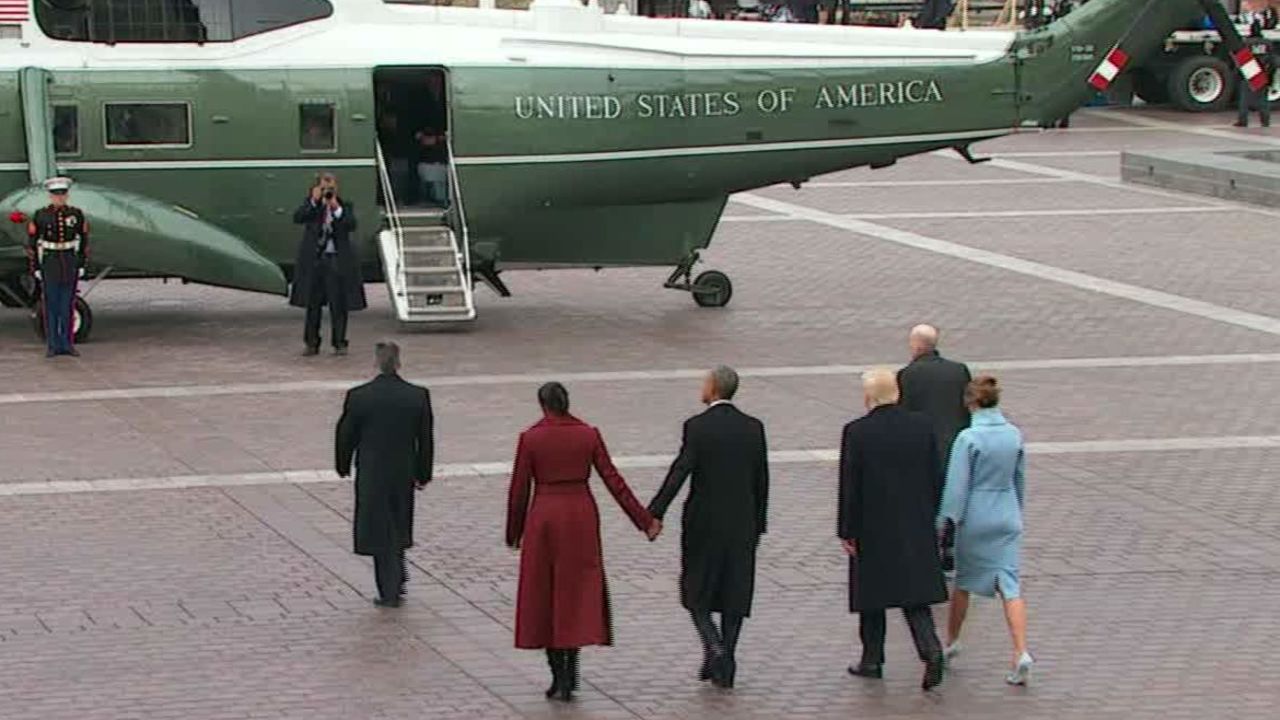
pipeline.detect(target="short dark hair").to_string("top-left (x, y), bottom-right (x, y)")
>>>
top-left (538, 382), bottom-right (570, 415)
top-left (966, 375), bottom-right (1001, 408)
top-left (375, 341), bottom-right (400, 374)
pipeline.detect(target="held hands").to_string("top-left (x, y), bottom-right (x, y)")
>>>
top-left (310, 185), bottom-right (323, 202)
top-left (645, 518), bottom-right (662, 542)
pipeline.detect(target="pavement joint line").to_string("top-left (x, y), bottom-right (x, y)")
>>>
top-left (987, 150), bottom-right (1118, 158)
top-left (734, 191), bottom-right (1280, 337)
top-left (1098, 108), bottom-right (1280, 148)
top-left (722, 205), bottom-right (1231, 223)
top-left (3, 435), bottom-right (1279, 497)
top-left (803, 177), bottom-right (1075, 188)
top-left (5, 352), bottom-right (1280, 405)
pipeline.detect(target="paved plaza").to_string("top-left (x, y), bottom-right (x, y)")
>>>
top-left (3, 106), bottom-right (1280, 719)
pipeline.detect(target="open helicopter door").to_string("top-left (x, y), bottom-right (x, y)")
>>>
top-left (372, 66), bottom-right (476, 326)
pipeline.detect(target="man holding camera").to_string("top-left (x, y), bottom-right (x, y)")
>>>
top-left (290, 173), bottom-right (366, 356)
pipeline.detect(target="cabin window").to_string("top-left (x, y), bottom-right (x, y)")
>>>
top-left (36, 0), bottom-right (334, 44)
top-left (104, 102), bottom-right (191, 148)
top-left (53, 105), bottom-right (81, 156)
top-left (299, 103), bottom-right (336, 152)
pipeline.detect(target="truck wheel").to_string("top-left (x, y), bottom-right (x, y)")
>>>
top-left (1168, 55), bottom-right (1235, 112)
top-left (1131, 69), bottom-right (1169, 105)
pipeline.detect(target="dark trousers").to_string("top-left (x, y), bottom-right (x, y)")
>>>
top-left (859, 606), bottom-right (942, 666)
top-left (303, 255), bottom-right (348, 350)
top-left (373, 549), bottom-right (405, 601)
top-left (1239, 83), bottom-right (1273, 126)
top-left (43, 279), bottom-right (75, 354)
top-left (691, 610), bottom-right (745, 659)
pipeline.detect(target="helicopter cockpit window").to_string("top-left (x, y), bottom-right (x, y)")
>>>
top-left (53, 105), bottom-right (81, 156)
top-left (299, 103), bottom-right (336, 152)
top-left (36, 0), bottom-right (334, 44)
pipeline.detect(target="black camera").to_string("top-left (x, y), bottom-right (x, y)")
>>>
top-left (323, 190), bottom-right (335, 200)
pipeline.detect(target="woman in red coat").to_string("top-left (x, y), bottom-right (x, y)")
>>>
top-left (506, 382), bottom-right (659, 701)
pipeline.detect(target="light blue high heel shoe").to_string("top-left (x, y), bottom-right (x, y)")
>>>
top-left (1005, 652), bottom-right (1034, 686)
top-left (943, 641), bottom-right (962, 661)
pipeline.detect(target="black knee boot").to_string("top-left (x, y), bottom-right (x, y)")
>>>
top-left (544, 649), bottom-right (563, 699)
top-left (558, 649), bottom-right (579, 701)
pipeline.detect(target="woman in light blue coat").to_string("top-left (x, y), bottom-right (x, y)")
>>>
top-left (938, 376), bottom-right (1033, 685)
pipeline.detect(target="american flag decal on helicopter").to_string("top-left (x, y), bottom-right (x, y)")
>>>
top-left (0, 0), bottom-right (28, 24)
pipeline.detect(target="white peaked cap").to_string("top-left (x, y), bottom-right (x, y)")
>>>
top-left (43, 176), bottom-right (73, 192)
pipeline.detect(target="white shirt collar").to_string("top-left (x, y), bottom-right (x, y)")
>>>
top-left (708, 399), bottom-right (734, 408)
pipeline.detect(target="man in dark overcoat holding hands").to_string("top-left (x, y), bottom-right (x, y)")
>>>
top-left (336, 341), bottom-right (434, 607)
top-left (649, 366), bottom-right (769, 689)
top-left (839, 369), bottom-right (948, 690)
top-left (291, 172), bottom-right (367, 356)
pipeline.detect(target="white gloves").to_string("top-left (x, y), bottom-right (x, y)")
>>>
top-left (78, 268), bottom-right (86, 279)
top-left (33, 270), bottom-right (41, 281)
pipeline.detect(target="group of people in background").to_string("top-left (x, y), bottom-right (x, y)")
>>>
top-left (332, 325), bottom-right (1033, 702)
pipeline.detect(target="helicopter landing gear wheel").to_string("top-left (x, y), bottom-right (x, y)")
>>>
top-left (32, 295), bottom-right (94, 344)
top-left (663, 251), bottom-right (734, 309)
top-left (691, 270), bottom-right (733, 308)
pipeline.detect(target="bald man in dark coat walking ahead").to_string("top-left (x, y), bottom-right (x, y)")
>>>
top-left (649, 366), bottom-right (769, 690)
top-left (337, 342), bottom-right (434, 607)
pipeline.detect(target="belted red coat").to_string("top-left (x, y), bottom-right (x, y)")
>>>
top-left (505, 414), bottom-right (653, 650)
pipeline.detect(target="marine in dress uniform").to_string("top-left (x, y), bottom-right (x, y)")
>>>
top-left (25, 177), bottom-right (88, 358)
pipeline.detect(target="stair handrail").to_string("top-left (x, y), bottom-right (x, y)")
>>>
top-left (445, 132), bottom-right (476, 318)
top-left (374, 142), bottom-right (406, 283)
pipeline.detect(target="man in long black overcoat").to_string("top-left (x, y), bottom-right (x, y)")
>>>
top-left (336, 342), bottom-right (434, 607)
top-left (648, 365), bottom-right (769, 689)
top-left (898, 323), bottom-right (971, 466)
top-left (291, 172), bottom-right (367, 356)
top-left (839, 369), bottom-right (947, 691)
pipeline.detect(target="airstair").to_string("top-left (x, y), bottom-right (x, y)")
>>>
top-left (375, 144), bottom-right (476, 325)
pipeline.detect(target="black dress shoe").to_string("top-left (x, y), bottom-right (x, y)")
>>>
top-left (922, 657), bottom-right (945, 691)
top-left (848, 663), bottom-right (883, 679)
top-left (373, 596), bottom-right (402, 608)
top-left (712, 656), bottom-right (736, 689)
top-left (333, 345), bottom-right (348, 356)
top-left (302, 346), bottom-right (320, 357)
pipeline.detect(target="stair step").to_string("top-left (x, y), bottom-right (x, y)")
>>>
top-left (405, 275), bottom-right (462, 288)
top-left (404, 281), bottom-right (465, 289)
top-left (387, 209), bottom-right (448, 228)
top-left (405, 307), bottom-right (476, 319)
